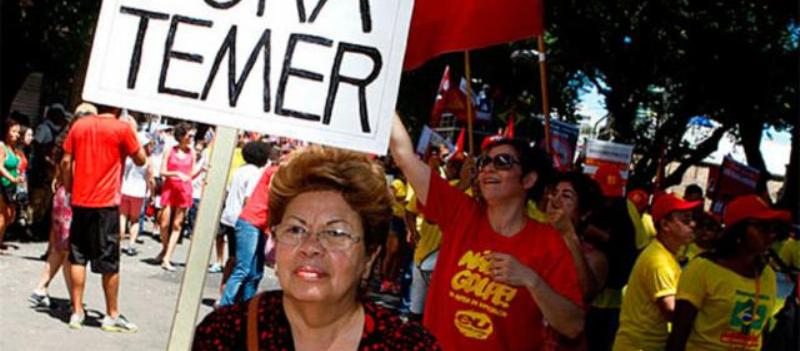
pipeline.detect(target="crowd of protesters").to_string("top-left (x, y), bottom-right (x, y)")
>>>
top-left (1, 104), bottom-right (798, 351)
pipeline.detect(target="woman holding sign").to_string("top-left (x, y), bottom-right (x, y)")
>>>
top-left (194, 146), bottom-right (439, 350)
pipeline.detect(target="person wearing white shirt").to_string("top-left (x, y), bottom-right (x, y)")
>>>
top-left (215, 142), bottom-right (271, 306)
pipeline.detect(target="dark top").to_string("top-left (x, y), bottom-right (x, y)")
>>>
top-left (193, 291), bottom-right (440, 351)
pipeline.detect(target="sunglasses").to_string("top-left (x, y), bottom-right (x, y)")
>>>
top-left (477, 153), bottom-right (521, 171)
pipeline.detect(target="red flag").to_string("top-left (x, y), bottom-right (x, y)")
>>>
top-left (429, 66), bottom-right (452, 127)
top-left (404, 0), bottom-right (545, 70)
top-left (453, 128), bottom-right (465, 156)
top-left (504, 113), bottom-right (515, 138)
top-left (431, 72), bottom-right (473, 125)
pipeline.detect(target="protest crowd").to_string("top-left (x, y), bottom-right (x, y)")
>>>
top-left (0, 98), bottom-right (796, 351)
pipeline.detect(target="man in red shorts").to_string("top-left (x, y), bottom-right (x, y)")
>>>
top-left (62, 106), bottom-right (146, 332)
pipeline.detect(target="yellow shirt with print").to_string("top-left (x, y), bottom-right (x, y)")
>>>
top-left (614, 239), bottom-right (681, 351)
top-left (676, 257), bottom-right (777, 351)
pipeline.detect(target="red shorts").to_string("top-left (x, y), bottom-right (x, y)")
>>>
top-left (160, 179), bottom-right (193, 209)
top-left (120, 195), bottom-right (144, 219)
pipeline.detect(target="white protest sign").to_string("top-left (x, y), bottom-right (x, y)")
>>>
top-left (84, 0), bottom-right (413, 154)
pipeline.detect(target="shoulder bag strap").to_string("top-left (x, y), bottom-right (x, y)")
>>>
top-left (247, 293), bottom-right (263, 351)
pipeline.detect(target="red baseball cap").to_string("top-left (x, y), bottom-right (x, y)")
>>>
top-left (722, 194), bottom-right (791, 227)
top-left (652, 194), bottom-right (702, 223)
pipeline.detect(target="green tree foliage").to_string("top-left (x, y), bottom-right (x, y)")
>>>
top-left (547, 0), bottom-right (797, 191)
top-left (1, 0), bottom-right (100, 119)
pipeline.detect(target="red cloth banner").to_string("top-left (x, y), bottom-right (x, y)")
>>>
top-left (404, 0), bottom-right (545, 70)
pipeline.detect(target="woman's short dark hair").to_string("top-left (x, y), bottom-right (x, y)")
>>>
top-left (174, 122), bottom-right (193, 140)
top-left (269, 146), bottom-right (392, 252)
top-left (242, 141), bottom-right (272, 167)
top-left (551, 171), bottom-right (603, 218)
top-left (484, 138), bottom-right (554, 201)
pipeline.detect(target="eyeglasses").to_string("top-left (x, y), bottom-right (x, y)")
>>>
top-left (272, 224), bottom-right (361, 251)
top-left (476, 153), bottom-right (520, 171)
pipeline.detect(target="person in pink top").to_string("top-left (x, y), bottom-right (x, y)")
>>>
top-left (156, 122), bottom-right (199, 271)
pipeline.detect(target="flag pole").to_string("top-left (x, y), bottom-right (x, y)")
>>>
top-left (464, 50), bottom-right (475, 155)
top-left (537, 36), bottom-right (552, 154)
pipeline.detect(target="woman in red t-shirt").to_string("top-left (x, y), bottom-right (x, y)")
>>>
top-left (156, 122), bottom-right (197, 271)
top-left (389, 114), bottom-right (585, 350)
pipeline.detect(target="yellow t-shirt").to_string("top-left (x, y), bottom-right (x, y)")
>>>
top-left (226, 147), bottom-right (245, 186)
top-left (779, 238), bottom-right (800, 270)
top-left (526, 200), bottom-right (548, 223)
top-left (390, 178), bottom-right (408, 218)
top-left (676, 257), bottom-right (777, 351)
top-left (406, 180), bottom-right (466, 265)
top-left (641, 213), bottom-right (657, 247)
top-left (614, 240), bottom-right (681, 351)
top-left (628, 200), bottom-right (650, 250)
top-left (678, 243), bottom-right (705, 263)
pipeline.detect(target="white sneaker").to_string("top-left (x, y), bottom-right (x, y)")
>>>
top-left (101, 314), bottom-right (138, 333)
top-left (68, 312), bottom-right (85, 329)
top-left (28, 292), bottom-right (50, 308)
top-left (208, 263), bottom-right (222, 273)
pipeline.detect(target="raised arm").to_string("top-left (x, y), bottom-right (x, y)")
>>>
top-left (389, 114), bottom-right (431, 205)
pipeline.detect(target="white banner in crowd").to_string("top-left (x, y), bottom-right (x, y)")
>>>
top-left (415, 125), bottom-right (454, 155)
top-left (84, 0), bottom-right (414, 154)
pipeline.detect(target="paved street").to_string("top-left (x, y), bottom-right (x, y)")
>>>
top-left (0, 230), bottom-right (279, 351)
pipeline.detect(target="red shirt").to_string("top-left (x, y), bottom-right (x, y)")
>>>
top-left (238, 165), bottom-right (278, 232)
top-left (64, 114), bottom-right (140, 208)
top-left (422, 174), bottom-right (583, 351)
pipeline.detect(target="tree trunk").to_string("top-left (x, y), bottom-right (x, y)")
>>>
top-left (776, 130), bottom-right (798, 222)
top-left (660, 123), bottom-right (731, 189)
top-left (738, 116), bottom-right (770, 197)
top-left (605, 90), bottom-right (637, 143)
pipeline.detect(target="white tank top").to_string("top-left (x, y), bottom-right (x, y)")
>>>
top-left (121, 158), bottom-right (148, 198)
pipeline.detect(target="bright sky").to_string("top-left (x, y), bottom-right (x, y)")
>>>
top-left (576, 86), bottom-right (793, 176)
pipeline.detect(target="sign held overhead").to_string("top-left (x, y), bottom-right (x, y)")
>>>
top-left (84, 0), bottom-right (413, 154)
